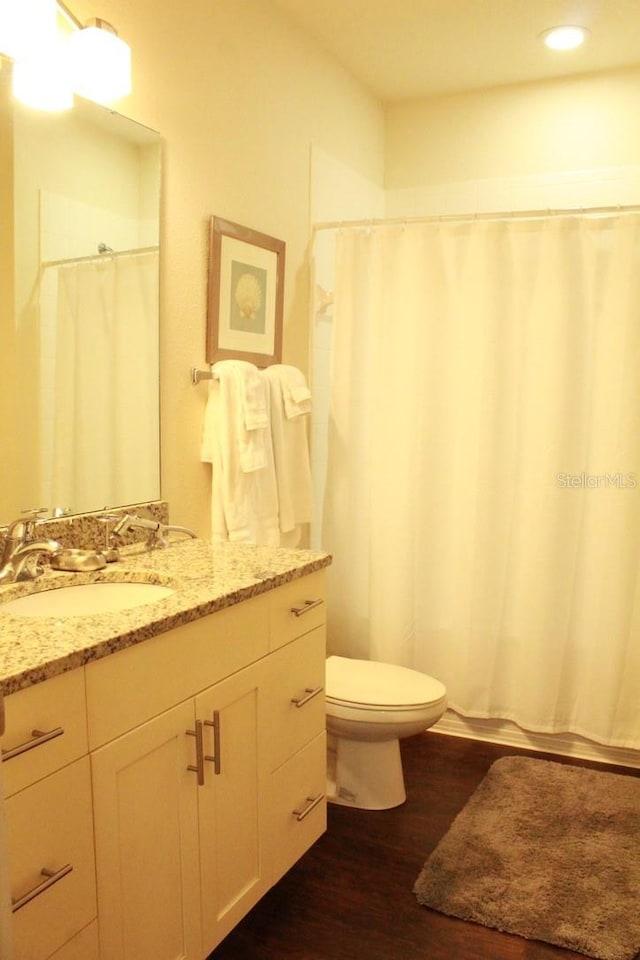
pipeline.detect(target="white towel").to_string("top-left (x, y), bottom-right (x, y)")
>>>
top-left (201, 365), bottom-right (279, 545)
top-left (275, 364), bottom-right (312, 419)
top-left (264, 365), bottom-right (314, 543)
top-left (213, 360), bottom-right (269, 472)
top-left (242, 366), bottom-right (269, 430)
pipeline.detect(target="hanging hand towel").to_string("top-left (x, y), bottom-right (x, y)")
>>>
top-left (264, 364), bottom-right (314, 545)
top-left (277, 365), bottom-right (312, 419)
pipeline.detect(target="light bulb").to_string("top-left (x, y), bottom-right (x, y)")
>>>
top-left (70, 19), bottom-right (131, 105)
top-left (541, 26), bottom-right (590, 51)
top-left (0, 0), bottom-right (57, 59)
top-left (12, 39), bottom-right (73, 111)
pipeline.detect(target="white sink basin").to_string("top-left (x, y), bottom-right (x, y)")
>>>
top-left (0, 581), bottom-right (175, 617)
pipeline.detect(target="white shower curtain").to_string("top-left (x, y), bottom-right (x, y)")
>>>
top-left (52, 251), bottom-right (159, 513)
top-left (323, 215), bottom-right (640, 748)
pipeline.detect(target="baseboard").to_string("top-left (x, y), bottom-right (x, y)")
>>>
top-left (431, 710), bottom-right (640, 770)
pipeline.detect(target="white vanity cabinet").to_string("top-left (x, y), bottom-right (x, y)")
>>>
top-left (85, 569), bottom-right (326, 960)
top-left (1, 670), bottom-right (99, 960)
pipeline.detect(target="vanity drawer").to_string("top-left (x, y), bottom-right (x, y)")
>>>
top-left (6, 756), bottom-right (97, 960)
top-left (264, 627), bottom-right (326, 772)
top-left (268, 733), bottom-right (327, 885)
top-left (269, 571), bottom-right (326, 651)
top-left (1, 670), bottom-right (88, 798)
top-left (85, 594), bottom-right (270, 748)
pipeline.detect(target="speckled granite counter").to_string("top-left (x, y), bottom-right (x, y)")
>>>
top-left (0, 539), bottom-right (331, 697)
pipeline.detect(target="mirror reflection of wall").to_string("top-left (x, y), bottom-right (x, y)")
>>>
top-left (1, 67), bottom-right (161, 523)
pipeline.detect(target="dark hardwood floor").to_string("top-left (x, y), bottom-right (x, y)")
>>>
top-left (209, 732), bottom-right (640, 960)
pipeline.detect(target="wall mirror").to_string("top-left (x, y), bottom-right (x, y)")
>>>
top-left (0, 61), bottom-right (161, 524)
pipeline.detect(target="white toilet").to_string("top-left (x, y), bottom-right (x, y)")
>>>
top-left (325, 656), bottom-right (447, 810)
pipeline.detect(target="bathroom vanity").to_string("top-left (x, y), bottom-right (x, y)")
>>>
top-left (0, 539), bottom-right (330, 960)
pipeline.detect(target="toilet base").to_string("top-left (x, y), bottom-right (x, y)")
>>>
top-left (327, 735), bottom-right (406, 810)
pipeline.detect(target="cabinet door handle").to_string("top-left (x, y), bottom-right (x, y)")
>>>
top-left (291, 686), bottom-right (324, 709)
top-left (186, 720), bottom-right (205, 785)
top-left (292, 794), bottom-right (324, 822)
top-left (11, 864), bottom-right (73, 913)
top-left (1, 726), bottom-right (64, 762)
top-left (290, 598), bottom-right (324, 617)
top-left (203, 711), bottom-right (221, 775)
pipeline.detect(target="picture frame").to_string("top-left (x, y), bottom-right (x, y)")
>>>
top-left (206, 216), bottom-right (285, 366)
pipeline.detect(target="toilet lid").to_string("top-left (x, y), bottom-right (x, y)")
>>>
top-left (326, 656), bottom-right (446, 709)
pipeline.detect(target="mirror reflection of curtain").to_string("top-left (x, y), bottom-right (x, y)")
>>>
top-left (51, 251), bottom-right (159, 513)
top-left (323, 214), bottom-right (640, 748)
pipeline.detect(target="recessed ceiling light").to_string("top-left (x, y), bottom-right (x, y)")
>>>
top-left (541, 25), bottom-right (590, 51)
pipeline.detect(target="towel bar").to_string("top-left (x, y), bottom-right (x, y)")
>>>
top-left (191, 362), bottom-right (277, 383)
top-left (191, 367), bottom-right (218, 384)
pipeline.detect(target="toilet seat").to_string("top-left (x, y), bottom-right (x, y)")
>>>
top-left (326, 656), bottom-right (446, 711)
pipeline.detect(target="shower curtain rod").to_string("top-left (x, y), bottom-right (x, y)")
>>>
top-left (312, 202), bottom-right (640, 232)
top-left (41, 244), bottom-right (159, 269)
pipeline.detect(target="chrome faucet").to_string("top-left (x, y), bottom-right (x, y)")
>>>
top-left (0, 509), bottom-right (60, 584)
top-left (112, 513), bottom-right (197, 550)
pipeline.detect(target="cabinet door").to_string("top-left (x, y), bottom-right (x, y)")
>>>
top-left (91, 701), bottom-right (202, 960)
top-left (195, 661), bottom-right (269, 955)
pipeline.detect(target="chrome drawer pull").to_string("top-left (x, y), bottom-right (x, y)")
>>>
top-left (1, 726), bottom-right (64, 762)
top-left (186, 720), bottom-right (205, 785)
top-left (292, 794), bottom-right (324, 822)
top-left (11, 864), bottom-right (73, 913)
top-left (204, 711), bottom-right (221, 775)
top-left (290, 598), bottom-right (324, 618)
top-left (291, 686), bottom-right (324, 709)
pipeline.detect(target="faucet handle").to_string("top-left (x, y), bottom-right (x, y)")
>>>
top-left (97, 514), bottom-right (123, 562)
top-left (98, 513), bottom-right (123, 532)
top-left (7, 508), bottom-right (49, 539)
top-left (22, 508), bottom-right (49, 540)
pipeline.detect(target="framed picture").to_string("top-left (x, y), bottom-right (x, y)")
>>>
top-left (207, 216), bottom-right (285, 366)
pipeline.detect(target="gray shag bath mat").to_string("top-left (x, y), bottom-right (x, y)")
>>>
top-left (414, 755), bottom-right (640, 960)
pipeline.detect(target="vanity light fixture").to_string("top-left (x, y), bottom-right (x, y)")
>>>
top-left (0, 0), bottom-right (57, 60)
top-left (69, 17), bottom-right (131, 105)
top-left (540, 25), bottom-right (590, 51)
top-left (0, 0), bottom-right (131, 111)
top-left (12, 40), bottom-right (73, 110)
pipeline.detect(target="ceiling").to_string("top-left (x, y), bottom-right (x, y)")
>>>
top-left (272, 0), bottom-right (640, 102)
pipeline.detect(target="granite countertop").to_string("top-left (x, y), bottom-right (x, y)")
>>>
top-left (0, 539), bottom-right (331, 697)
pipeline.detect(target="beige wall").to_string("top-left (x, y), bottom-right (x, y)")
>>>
top-left (385, 66), bottom-right (640, 189)
top-left (0, 66), bottom-right (17, 515)
top-left (68, 0), bottom-right (384, 535)
top-left (58, 7), bottom-right (640, 540)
